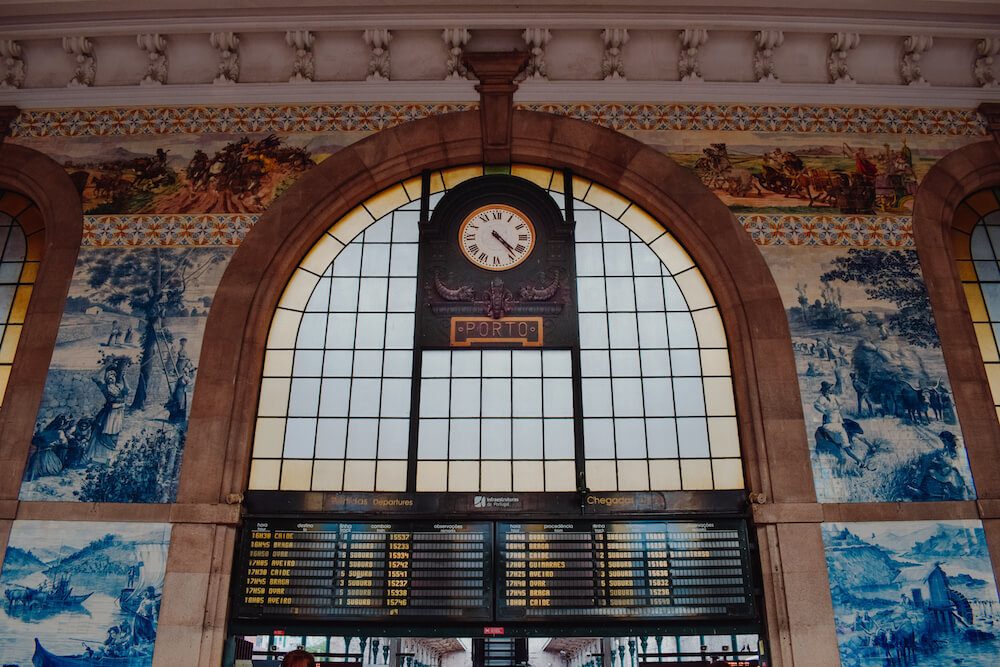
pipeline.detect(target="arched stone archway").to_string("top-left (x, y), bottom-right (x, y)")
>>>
top-left (0, 142), bottom-right (83, 501)
top-left (171, 109), bottom-right (837, 667)
top-left (181, 110), bottom-right (811, 507)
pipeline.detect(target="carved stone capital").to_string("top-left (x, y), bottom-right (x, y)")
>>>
top-left (678, 29), bottom-right (708, 82)
top-left (754, 30), bottom-right (784, 83)
top-left (828, 32), bottom-right (860, 84)
top-left (901, 34), bottom-right (933, 86)
top-left (976, 38), bottom-right (1000, 88)
top-left (62, 36), bottom-right (95, 88)
top-left (442, 28), bottom-right (472, 80)
top-left (210, 32), bottom-right (240, 85)
top-left (286, 30), bottom-right (315, 83)
top-left (601, 28), bottom-right (629, 81)
top-left (364, 29), bottom-right (392, 81)
top-left (980, 103), bottom-right (1000, 142)
top-left (0, 106), bottom-right (19, 140)
top-left (520, 28), bottom-right (551, 81)
top-left (137, 33), bottom-right (167, 86)
top-left (0, 40), bottom-right (25, 90)
top-left (463, 51), bottom-right (529, 164)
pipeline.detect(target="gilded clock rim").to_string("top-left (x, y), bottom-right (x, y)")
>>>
top-left (457, 203), bottom-right (537, 272)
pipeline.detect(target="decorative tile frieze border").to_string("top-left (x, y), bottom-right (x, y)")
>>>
top-left (738, 214), bottom-right (914, 247)
top-left (8, 102), bottom-right (985, 138)
top-left (10, 103), bottom-right (474, 138)
top-left (520, 103), bottom-right (986, 135)
top-left (83, 214), bottom-right (257, 246)
top-left (83, 213), bottom-right (912, 248)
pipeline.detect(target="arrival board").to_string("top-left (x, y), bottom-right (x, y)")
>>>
top-left (234, 520), bottom-right (493, 621)
top-left (496, 521), bottom-right (754, 620)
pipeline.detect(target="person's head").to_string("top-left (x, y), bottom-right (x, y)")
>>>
top-left (282, 649), bottom-right (316, 667)
top-left (820, 381), bottom-right (833, 395)
top-left (939, 431), bottom-right (958, 455)
top-left (105, 368), bottom-right (118, 382)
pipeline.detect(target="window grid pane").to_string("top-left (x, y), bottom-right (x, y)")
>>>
top-left (0, 199), bottom-right (39, 407)
top-left (415, 349), bottom-right (575, 492)
top-left (254, 208), bottom-right (418, 492)
top-left (577, 208), bottom-right (738, 493)
top-left (252, 170), bottom-right (742, 494)
top-left (961, 189), bottom-right (1000, 421)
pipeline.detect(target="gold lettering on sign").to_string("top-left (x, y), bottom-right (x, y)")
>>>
top-left (451, 317), bottom-right (543, 347)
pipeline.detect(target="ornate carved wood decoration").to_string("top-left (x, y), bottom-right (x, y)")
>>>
top-left (417, 173), bottom-right (578, 349)
top-left (463, 51), bottom-right (529, 165)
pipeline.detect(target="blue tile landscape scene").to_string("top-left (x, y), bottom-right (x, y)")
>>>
top-left (0, 520), bottom-right (171, 666)
top-left (824, 520), bottom-right (1000, 666)
top-left (19, 246), bottom-right (232, 503)
top-left (762, 247), bottom-right (976, 503)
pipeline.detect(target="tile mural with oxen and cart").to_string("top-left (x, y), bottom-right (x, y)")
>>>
top-left (19, 244), bottom-right (233, 503)
top-left (823, 520), bottom-right (1000, 667)
top-left (0, 520), bottom-right (170, 666)
top-left (760, 244), bottom-right (976, 503)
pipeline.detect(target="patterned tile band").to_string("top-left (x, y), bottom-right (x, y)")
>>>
top-left (10, 103), bottom-right (985, 138)
top-left (83, 214), bottom-right (258, 246)
top-left (84, 213), bottom-right (911, 248)
top-left (738, 214), bottom-right (914, 247)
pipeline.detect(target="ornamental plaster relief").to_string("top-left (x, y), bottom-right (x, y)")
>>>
top-left (0, 25), bottom-right (996, 107)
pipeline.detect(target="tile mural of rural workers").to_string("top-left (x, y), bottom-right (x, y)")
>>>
top-left (762, 246), bottom-right (977, 503)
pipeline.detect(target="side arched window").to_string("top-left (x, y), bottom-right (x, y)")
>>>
top-left (250, 166), bottom-right (742, 493)
top-left (0, 190), bottom-right (43, 408)
top-left (954, 188), bottom-right (1000, 422)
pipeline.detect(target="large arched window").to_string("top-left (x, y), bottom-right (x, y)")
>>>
top-left (0, 190), bottom-right (42, 407)
top-left (250, 166), bottom-right (741, 493)
top-left (954, 187), bottom-right (1000, 422)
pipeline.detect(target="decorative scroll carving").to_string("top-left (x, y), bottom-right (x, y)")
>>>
top-left (520, 28), bottom-right (551, 81)
top-left (427, 271), bottom-right (567, 320)
top-left (364, 29), bottom-right (392, 81)
top-left (678, 29), bottom-right (708, 82)
top-left (442, 28), bottom-right (472, 80)
top-left (137, 33), bottom-right (167, 86)
top-left (286, 30), bottom-right (315, 83)
top-left (63, 36), bottom-right (95, 88)
top-left (901, 35), bottom-right (932, 86)
top-left (828, 32), bottom-right (860, 84)
top-left (976, 38), bottom-right (1000, 88)
top-left (210, 32), bottom-right (240, 85)
top-left (753, 30), bottom-right (783, 83)
top-left (601, 28), bottom-right (629, 81)
top-left (0, 40), bottom-right (25, 89)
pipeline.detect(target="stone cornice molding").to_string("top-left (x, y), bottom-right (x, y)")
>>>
top-left (3, 80), bottom-right (999, 108)
top-left (1, 11), bottom-right (999, 39)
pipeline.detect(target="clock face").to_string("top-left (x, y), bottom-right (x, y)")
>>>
top-left (458, 204), bottom-right (536, 271)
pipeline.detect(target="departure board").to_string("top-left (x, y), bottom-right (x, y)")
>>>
top-left (234, 520), bottom-right (493, 621)
top-left (496, 521), bottom-right (754, 620)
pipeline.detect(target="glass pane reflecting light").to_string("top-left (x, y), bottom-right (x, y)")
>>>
top-left (251, 166), bottom-right (743, 492)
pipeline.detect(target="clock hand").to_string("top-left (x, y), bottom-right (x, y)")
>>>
top-left (491, 229), bottom-right (517, 257)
